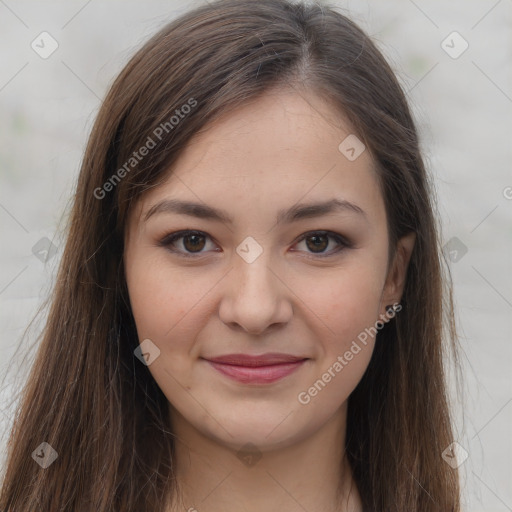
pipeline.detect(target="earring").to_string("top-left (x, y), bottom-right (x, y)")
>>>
top-left (385, 303), bottom-right (401, 315)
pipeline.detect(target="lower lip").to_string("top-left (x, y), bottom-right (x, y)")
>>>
top-left (206, 360), bottom-right (307, 384)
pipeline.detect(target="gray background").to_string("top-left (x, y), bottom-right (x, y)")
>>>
top-left (1, 1), bottom-right (511, 510)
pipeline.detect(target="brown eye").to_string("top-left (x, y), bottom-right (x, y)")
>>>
top-left (293, 230), bottom-right (351, 257)
top-left (182, 233), bottom-right (206, 252)
top-left (159, 230), bottom-right (216, 257)
top-left (304, 233), bottom-right (329, 253)
top-left (159, 229), bottom-right (351, 259)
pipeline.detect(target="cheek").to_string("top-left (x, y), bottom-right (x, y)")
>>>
top-left (291, 262), bottom-right (385, 401)
top-left (124, 254), bottom-right (206, 395)
top-left (126, 251), bottom-right (205, 339)
top-left (295, 262), bottom-right (385, 339)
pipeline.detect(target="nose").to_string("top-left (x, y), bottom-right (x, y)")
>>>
top-left (218, 250), bottom-right (293, 335)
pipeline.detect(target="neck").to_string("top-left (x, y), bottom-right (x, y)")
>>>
top-left (166, 403), bottom-right (362, 512)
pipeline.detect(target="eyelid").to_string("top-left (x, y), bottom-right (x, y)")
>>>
top-left (158, 229), bottom-right (352, 258)
top-left (158, 230), bottom-right (219, 259)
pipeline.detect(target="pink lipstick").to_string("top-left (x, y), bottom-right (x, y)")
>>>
top-left (204, 353), bottom-right (308, 384)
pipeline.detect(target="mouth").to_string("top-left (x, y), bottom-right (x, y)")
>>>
top-left (202, 353), bottom-right (309, 385)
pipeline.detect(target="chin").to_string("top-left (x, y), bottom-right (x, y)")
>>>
top-left (195, 405), bottom-right (318, 452)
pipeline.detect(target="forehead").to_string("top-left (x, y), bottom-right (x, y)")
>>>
top-left (129, 88), bottom-right (385, 230)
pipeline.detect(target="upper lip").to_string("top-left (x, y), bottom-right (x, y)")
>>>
top-left (204, 353), bottom-right (308, 367)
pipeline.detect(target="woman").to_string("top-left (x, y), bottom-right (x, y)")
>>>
top-left (0, 0), bottom-right (461, 510)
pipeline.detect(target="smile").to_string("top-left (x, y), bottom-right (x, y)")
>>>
top-left (203, 353), bottom-right (309, 385)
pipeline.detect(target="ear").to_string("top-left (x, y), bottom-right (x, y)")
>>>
top-left (380, 232), bottom-right (416, 315)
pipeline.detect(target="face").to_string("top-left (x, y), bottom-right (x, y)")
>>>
top-left (124, 88), bottom-right (412, 452)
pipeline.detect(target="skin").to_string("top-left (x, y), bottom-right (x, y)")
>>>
top-left (124, 86), bottom-right (415, 512)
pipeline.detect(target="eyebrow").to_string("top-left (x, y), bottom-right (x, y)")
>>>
top-left (143, 197), bottom-right (367, 225)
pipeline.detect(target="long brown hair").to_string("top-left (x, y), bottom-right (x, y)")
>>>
top-left (0, 0), bottom-right (461, 510)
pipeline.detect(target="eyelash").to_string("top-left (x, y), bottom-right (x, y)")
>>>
top-left (157, 229), bottom-right (352, 259)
